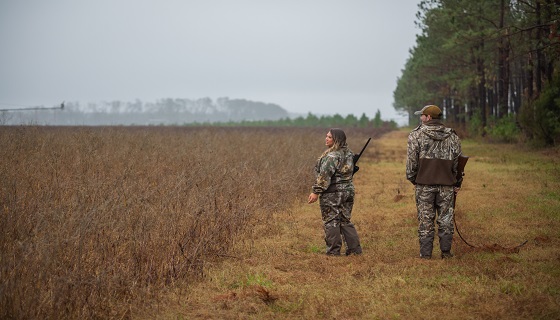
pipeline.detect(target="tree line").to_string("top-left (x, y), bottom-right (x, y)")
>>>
top-left (190, 110), bottom-right (397, 129)
top-left (0, 97), bottom-right (290, 126)
top-left (393, 0), bottom-right (559, 146)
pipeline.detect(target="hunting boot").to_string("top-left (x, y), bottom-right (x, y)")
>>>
top-left (324, 225), bottom-right (342, 255)
top-left (341, 222), bottom-right (362, 255)
top-left (439, 232), bottom-right (453, 259)
top-left (419, 237), bottom-right (434, 259)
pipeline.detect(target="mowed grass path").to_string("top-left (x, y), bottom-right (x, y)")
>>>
top-left (153, 130), bottom-right (560, 320)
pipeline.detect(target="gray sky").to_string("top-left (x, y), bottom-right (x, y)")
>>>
top-left (0, 0), bottom-right (419, 124)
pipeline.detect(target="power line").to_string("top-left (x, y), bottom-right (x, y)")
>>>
top-left (0, 101), bottom-right (65, 112)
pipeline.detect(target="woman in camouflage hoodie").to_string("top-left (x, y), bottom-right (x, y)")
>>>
top-left (308, 128), bottom-right (362, 256)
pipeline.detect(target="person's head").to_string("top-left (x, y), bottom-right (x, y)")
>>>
top-left (414, 105), bottom-right (442, 123)
top-left (326, 128), bottom-right (347, 149)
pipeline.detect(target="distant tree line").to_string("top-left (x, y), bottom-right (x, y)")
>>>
top-left (394, 0), bottom-right (559, 146)
top-left (0, 97), bottom-right (290, 126)
top-left (193, 109), bottom-right (398, 129)
top-left (1, 98), bottom-right (398, 129)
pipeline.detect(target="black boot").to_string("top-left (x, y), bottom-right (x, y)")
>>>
top-left (441, 251), bottom-right (454, 259)
top-left (341, 223), bottom-right (362, 255)
top-left (324, 225), bottom-right (342, 255)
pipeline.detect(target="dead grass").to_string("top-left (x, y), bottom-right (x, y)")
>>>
top-left (151, 129), bottom-right (560, 320)
top-left (0, 125), bottom-right (387, 319)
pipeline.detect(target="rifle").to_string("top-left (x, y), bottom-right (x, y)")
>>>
top-left (452, 154), bottom-right (477, 247)
top-left (455, 154), bottom-right (469, 187)
top-left (352, 137), bottom-right (371, 176)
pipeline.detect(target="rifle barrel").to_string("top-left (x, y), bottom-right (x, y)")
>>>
top-left (355, 137), bottom-right (371, 163)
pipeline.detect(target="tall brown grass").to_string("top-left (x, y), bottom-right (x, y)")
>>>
top-left (0, 125), bottom-right (388, 319)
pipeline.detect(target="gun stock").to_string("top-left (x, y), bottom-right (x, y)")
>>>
top-left (456, 155), bottom-right (469, 185)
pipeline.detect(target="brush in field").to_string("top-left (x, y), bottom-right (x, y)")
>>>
top-left (254, 286), bottom-right (277, 305)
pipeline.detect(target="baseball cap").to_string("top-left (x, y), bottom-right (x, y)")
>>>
top-left (414, 105), bottom-right (442, 119)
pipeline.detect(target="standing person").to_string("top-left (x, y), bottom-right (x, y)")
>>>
top-left (406, 105), bottom-right (462, 259)
top-left (308, 128), bottom-right (362, 256)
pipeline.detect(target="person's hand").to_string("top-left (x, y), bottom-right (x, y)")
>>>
top-left (308, 193), bottom-right (318, 204)
top-left (454, 186), bottom-right (461, 194)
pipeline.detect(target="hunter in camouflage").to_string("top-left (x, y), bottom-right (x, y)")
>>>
top-left (308, 128), bottom-right (362, 256)
top-left (406, 105), bottom-right (462, 259)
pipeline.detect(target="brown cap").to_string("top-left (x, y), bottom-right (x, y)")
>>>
top-left (414, 105), bottom-right (442, 119)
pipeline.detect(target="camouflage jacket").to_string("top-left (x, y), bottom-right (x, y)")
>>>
top-left (406, 120), bottom-right (462, 186)
top-left (312, 146), bottom-right (355, 194)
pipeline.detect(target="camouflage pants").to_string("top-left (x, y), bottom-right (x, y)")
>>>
top-left (319, 191), bottom-right (362, 256)
top-left (415, 184), bottom-right (455, 257)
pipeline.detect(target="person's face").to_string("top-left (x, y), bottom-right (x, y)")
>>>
top-left (325, 131), bottom-right (334, 148)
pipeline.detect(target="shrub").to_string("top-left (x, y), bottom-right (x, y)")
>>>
top-left (467, 110), bottom-right (484, 138)
top-left (485, 115), bottom-right (521, 143)
top-left (519, 73), bottom-right (560, 146)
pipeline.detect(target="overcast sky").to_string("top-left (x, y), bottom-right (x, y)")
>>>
top-left (0, 0), bottom-right (420, 124)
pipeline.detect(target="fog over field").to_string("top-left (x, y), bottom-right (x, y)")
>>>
top-left (0, 0), bottom-right (420, 125)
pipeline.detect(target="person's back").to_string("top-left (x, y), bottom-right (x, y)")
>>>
top-left (406, 105), bottom-right (462, 259)
top-left (406, 119), bottom-right (461, 186)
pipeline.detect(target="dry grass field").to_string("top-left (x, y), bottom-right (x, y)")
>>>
top-left (1, 126), bottom-right (559, 319)
top-left (0, 125), bottom-right (386, 319)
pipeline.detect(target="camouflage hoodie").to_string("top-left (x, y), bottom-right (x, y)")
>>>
top-left (406, 119), bottom-right (462, 186)
top-left (312, 145), bottom-right (355, 194)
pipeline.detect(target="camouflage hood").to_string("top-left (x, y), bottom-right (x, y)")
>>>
top-left (419, 119), bottom-right (455, 141)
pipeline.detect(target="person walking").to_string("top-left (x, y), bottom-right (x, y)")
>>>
top-left (308, 128), bottom-right (362, 256)
top-left (406, 105), bottom-right (462, 259)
